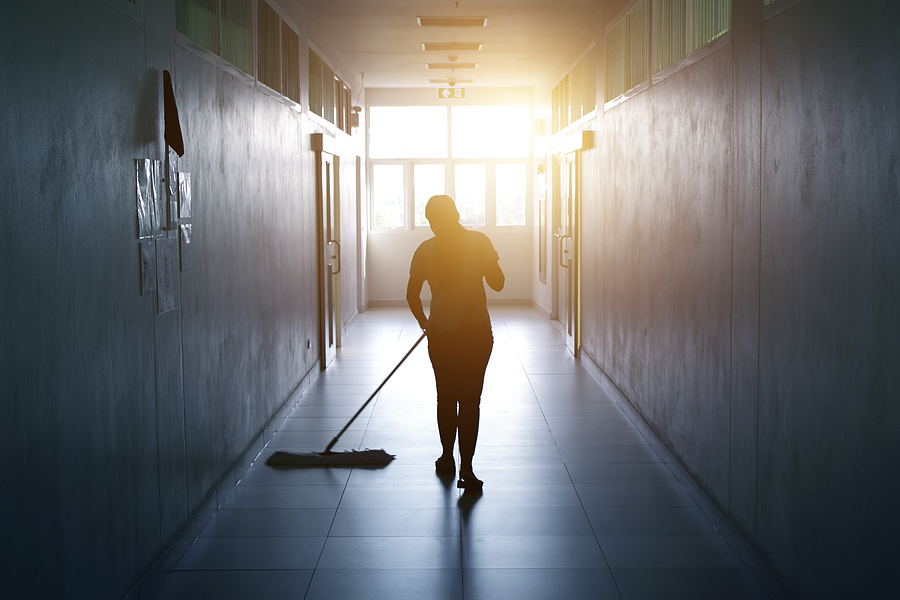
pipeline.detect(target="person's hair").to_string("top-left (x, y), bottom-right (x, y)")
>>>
top-left (425, 195), bottom-right (459, 223)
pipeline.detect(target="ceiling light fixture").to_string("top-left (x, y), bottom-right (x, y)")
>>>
top-left (422, 42), bottom-right (483, 51)
top-left (416, 17), bottom-right (488, 27)
top-left (426, 63), bottom-right (478, 70)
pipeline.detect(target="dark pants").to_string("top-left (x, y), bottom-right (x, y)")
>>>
top-left (427, 325), bottom-right (494, 466)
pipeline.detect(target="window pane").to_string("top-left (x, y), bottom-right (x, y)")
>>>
top-left (688, 0), bottom-right (731, 52)
top-left (222, 0), bottom-right (254, 74)
top-left (176, 0), bottom-right (220, 55)
top-left (372, 165), bottom-right (404, 227)
top-left (454, 164), bottom-right (485, 227)
top-left (414, 164), bottom-right (445, 228)
top-left (369, 107), bottom-right (448, 158)
top-left (451, 106), bottom-right (529, 158)
top-left (496, 164), bottom-right (526, 227)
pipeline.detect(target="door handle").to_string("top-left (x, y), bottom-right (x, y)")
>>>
top-left (330, 239), bottom-right (342, 275)
top-left (558, 234), bottom-right (570, 268)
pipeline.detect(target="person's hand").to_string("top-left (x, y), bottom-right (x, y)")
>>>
top-left (419, 320), bottom-right (429, 334)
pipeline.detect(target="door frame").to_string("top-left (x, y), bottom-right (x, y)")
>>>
top-left (550, 130), bottom-right (590, 356)
top-left (312, 133), bottom-right (342, 368)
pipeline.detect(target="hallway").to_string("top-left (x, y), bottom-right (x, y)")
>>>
top-left (152, 307), bottom-right (779, 600)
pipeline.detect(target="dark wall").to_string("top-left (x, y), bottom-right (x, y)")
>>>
top-left (0, 1), bottom-right (354, 597)
top-left (757, 0), bottom-right (900, 596)
top-left (568, 0), bottom-right (899, 597)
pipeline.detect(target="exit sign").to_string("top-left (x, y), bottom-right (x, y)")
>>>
top-left (438, 87), bottom-right (466, 99)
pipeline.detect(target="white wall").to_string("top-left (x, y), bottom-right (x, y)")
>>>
top-left (367, 228), bottom-right (532, 303)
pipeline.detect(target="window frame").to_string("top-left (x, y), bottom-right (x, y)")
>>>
top-left (366, 104), bottom-right (533, 231)
top-left (604, 0), bottom-right (732, 111)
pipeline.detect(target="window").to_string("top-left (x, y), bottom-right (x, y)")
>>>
top-left (607, 0), bottom-right (730, 105)
top-left (413, 165), bottom-right (446, 227)
top-left (454, 164), bottom-right (486, 227)
top-left (368, 104), bottom-right (531, 230)
top-left (176, 0), bottom-right (253, 76)
top-left (336, 81), bottom-right (352, 134)
top-left (281, 22), bottom-right (301, 103)
top-left (653, 0), bottom-right (685, 74)
top-left (626, 0), bottom-right (650, 91)
top-left (451, 106), bottom-right (529, 158)
top-left (369, 107), bottom-right (448, 159)
top-left (606, 19), bottom-right (626, 100)
top-left (257, 1), bottom-right (280, 91)
top-left (496, 164), bottom-right (527, 227)
top-left (553, 47), bottom-right (596, 132)
top-left (687, 0), bottom-right (731, 53)
top-left (222, 0), bottom-right (253, 74)
top-left (176, 0), bottom-right (221, 55)
top-left (372, 165), bottom-right (405, 228)
top-left (308, 51), bottom-right (323, 117)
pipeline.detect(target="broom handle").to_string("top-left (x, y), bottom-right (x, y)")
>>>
top-left (324, 331), bottom-right (427, 453)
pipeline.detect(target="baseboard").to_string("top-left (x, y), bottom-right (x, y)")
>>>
top-left (577, 352), bottom-right (796, 600)
top-left (126, 362), bottom-right (322, 600)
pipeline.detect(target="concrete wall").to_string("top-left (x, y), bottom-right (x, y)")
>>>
top-left (0, 1), bottom-right (361, 597)
top-left (542, 0), bottom-right (899, 597)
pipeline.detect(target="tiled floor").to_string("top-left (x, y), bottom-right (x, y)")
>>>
top-left (152, 307), bottom-right (774, 600)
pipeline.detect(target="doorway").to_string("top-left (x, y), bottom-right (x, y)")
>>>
top-left (552, 150), bottom-right (579, 355)
top-left (316, 147), bottom-right (342, 368)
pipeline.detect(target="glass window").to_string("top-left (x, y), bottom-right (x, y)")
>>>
top-left (413, 164), bottom-right (445, 228)
top-left (372, 164), bottom-right (404, 227)
top-left (454, 164), bottom-right (486, 227)
top-left (496, 164), bottom-right (527, 227)
top-left (451, 106), bottom-right (529, 158)
top-left (369, 107), bottom-right (448, 159)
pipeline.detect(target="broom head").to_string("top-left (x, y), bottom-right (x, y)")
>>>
top-left (266, 448), bottom-right (395, 467)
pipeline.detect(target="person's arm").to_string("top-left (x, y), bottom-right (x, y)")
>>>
top-left (484, 260), bottom-right (505, 292)
top-left (406, 274), bottom-right (429, 330)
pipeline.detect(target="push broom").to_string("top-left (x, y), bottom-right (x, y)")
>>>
top-left (266, 332), bottom-right (427, 467)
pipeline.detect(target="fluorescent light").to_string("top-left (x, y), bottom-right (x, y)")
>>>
top-left (426, 63), bottom-right (478, 69)
top-left (422, 42), bottom-right (483, 51)
top-left (417, 17), bottom-right (488, 27)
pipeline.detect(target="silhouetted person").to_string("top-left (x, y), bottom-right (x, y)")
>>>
top-left (407, 195), bottom-right (505, 491)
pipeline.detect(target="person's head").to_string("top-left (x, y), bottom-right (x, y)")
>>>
top-left (425, 195), bottom-right (461, 237)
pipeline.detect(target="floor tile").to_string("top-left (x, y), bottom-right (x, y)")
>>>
top-left (585, 506), bottom-right (716, 536)
top-left (462, 535), bottom-right (607, 569)
top-left (339, 484), bottom-right (460, 509)
top-left (151, 570), bottom-right (312, 600)
top-left (462, 484), bottom-right (583, 508)
top-left (240, 465), bottom-right (352, 486)
top-left (268, 430), bottom-right (365, 448)
top-left (289, 404), bottom-right (376, 418)
top-left (156, 307), bottom-right (774, 599)
top-left (199, 508), bottom-right (335, 537)
top-left (306, 568), bottom-right (462, 600)
top-left (565, 462), bottom-right (677, 484)
top-left (558, 444), bottom-right (661, 464)
top-left (464, 568), bottom-right (620, 600)
top-left (330, 507), bottom-right (460, 537)
top-left (222, 485), bottom-right (345, 509)
top-left (612, 567), bottom-right (769, 600)
top-left (346, 464), bottom-right (456, 486)
top-left (279, 417), bottom-right (370, 431)
top-left (546, 415), bottom-right (635, 431)
top-left (552, 429), bottom-right (648, 445)
top-left (539, 403), bottom-right (624, 417)
top-left (461, 506), bottom-right (592, 536)
top-left (174, 536), bottom-right (326, 570)
top-left (575, 482), bottom-right (695, 507)
top-left (598, 535), bottom-right (744, 568)
top-left (317, 536), bottom-right (462, 569)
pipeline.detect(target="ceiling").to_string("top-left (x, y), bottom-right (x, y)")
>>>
top-left (291, 0), bottom-right (603, 88)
